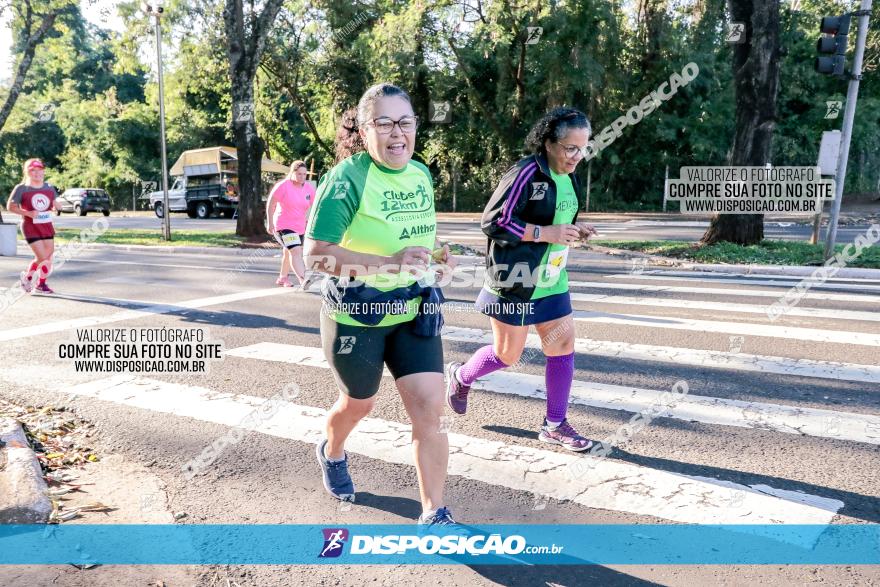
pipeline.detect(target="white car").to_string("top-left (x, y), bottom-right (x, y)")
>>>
top-left (148, 177), bottom-right (187, 218)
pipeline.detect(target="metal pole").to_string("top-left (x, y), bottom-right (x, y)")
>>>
top-left (452, 162), bottom-right (457, 213)
top-left (154, 12), bottom-right (171, 241)
top-left (663, 164), bottom-right (669, 212)
top-left (584, 159), bottom-right (592, 213)
top-left (810, 200), bottom-right (822, 244)
top-left (824, 0), bottom-right (872, 259)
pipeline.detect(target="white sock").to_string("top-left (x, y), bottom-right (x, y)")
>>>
top-left (324, 446), bottom-right (345, 463)
top-left (545, 419), bottom-right (562, 429)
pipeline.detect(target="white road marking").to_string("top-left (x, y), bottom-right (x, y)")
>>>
top-left (226, 342), bottom-right (880, 446)
top-left (572, 311), bottom-right (880, 347)
top-left (612, 272), bottom-right (880, 291)
top-left (443, 326), bottom-right (880, 384)
top-left (0, 287), bottom-right (298, 343)
top-left (570, 292), bottom-right (880, 323)
top-left (59, 375), bottom-right (841, 527)
top-left (568, 280), bottom-right (880, 304)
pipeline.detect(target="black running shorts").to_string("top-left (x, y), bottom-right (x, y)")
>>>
top-left (320, 311), bottom-right (444, 400)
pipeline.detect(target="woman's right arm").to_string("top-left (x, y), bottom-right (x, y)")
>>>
top-left (265, 184), bottom-right (280, 234)
top-left (304, 240), bottom-right (429, 278)
top-left (6, 187), bottom-right (32, 218)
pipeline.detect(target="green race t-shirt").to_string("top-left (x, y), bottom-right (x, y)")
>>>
top-left (306, 152), bottom-right (436, 326)
top-left (532, 170), bottom-right (578, 300)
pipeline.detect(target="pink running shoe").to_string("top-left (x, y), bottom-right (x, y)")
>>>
top-left (34, 282), bottom-right (54, 294)
top-left (538, 419), bottom-right (594, 452)
top-left (275, 276), bottom-right (293, 287)
top-left (19, 272), bottom-right (33, 293)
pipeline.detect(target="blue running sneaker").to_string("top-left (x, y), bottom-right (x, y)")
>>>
top-left (316, 439), bottom-right (355, 502)
top-left (418, 506), bottom-right (457, 527)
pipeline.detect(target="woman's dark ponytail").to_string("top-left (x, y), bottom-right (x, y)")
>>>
top-left (334, 108), bottom-right (364, 163)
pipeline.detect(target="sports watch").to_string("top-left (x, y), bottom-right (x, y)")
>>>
top-left (533, 225), bottom-right (541, 241)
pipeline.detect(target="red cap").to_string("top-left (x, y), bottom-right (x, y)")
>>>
top-left (27, 160), bottom-right (45, 170)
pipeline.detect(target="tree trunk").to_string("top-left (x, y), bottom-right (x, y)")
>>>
top-left (223, 0), bottom-right (284, 238)
top-left (0, 4), bottom-right (59, 133)
top-left (701, 0), bottom-right (780, 246)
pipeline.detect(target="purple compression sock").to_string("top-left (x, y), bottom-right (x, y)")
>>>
top-left (545, 353), bottom-right (575, 423)
top-left (457, 345), bottom-right (508, 386)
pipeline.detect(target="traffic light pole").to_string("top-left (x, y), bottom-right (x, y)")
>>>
top-left (823, 0), bottom-right (872, 260)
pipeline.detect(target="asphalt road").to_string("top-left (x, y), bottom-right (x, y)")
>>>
top-left (47, 213), bottom-right (877, 245)
top-left (0, 245), bottom-right (878, 586)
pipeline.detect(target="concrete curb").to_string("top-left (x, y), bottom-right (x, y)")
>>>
top-left (574, 244), bottom-right (880, 279)
top-left (0, 417), bottom-right (51, 524)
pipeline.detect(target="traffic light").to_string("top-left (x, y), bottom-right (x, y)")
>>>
top-left (815, 15), bottom-right (851, 76)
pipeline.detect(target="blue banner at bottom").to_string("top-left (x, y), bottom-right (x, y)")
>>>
top-left (1, 524), bottom-right (878, 565)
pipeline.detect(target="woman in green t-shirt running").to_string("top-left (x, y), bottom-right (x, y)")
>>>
top-left (304, 83), bottom-right (458, 528)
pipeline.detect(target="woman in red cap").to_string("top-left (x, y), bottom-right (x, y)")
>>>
top-left (5, 158), bottom-right (61, 293)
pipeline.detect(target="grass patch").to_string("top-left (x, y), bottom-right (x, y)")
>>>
top-left (54, 228), bottom-right (263, 248)
top-left (590, 239), bottom-right (880, 269)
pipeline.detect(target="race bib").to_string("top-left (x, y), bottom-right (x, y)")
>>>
top-left (543, 247), bottom-right (569, 280)
top-left (33, 211), bottom-right (53, 225)
top-left (280, 232), bottom-right (301, 247)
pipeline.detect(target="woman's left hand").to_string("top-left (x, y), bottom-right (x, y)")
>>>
top-left (576, 222), bottom-right (597, 241)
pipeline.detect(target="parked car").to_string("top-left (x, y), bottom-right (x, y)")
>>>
top-left (56, 188), bottom-right (111, 216)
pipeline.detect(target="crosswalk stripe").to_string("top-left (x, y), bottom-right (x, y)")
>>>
top-left (572, 311), bottom-right (880, 347)
top-left (567, 280), bottom-right (880, 304)
top-left (225, 342), bottom-right (880, 446)
top-left (60, 375), bottom-right (841, 526)
top-left (0, 287), bottom-right (298, 343)
top-left (610, 272), bottom-right (880, 292)
top-left (442, 326), bottom-right (880, 384)
top-left (569, 292), bottom-right (880, 322)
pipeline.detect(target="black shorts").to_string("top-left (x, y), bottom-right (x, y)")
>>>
top-left (274, 229), bottom-right (303, 249)
top-left (320, 311), bottom-right (444, 400)
top-left (476, 289), bottom-right (572, 326)
top-left (25, 236), bottom-right (54, 244)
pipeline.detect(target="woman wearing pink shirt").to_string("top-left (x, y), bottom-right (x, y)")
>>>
top-left (266, 160), bottom-right (315, 287)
